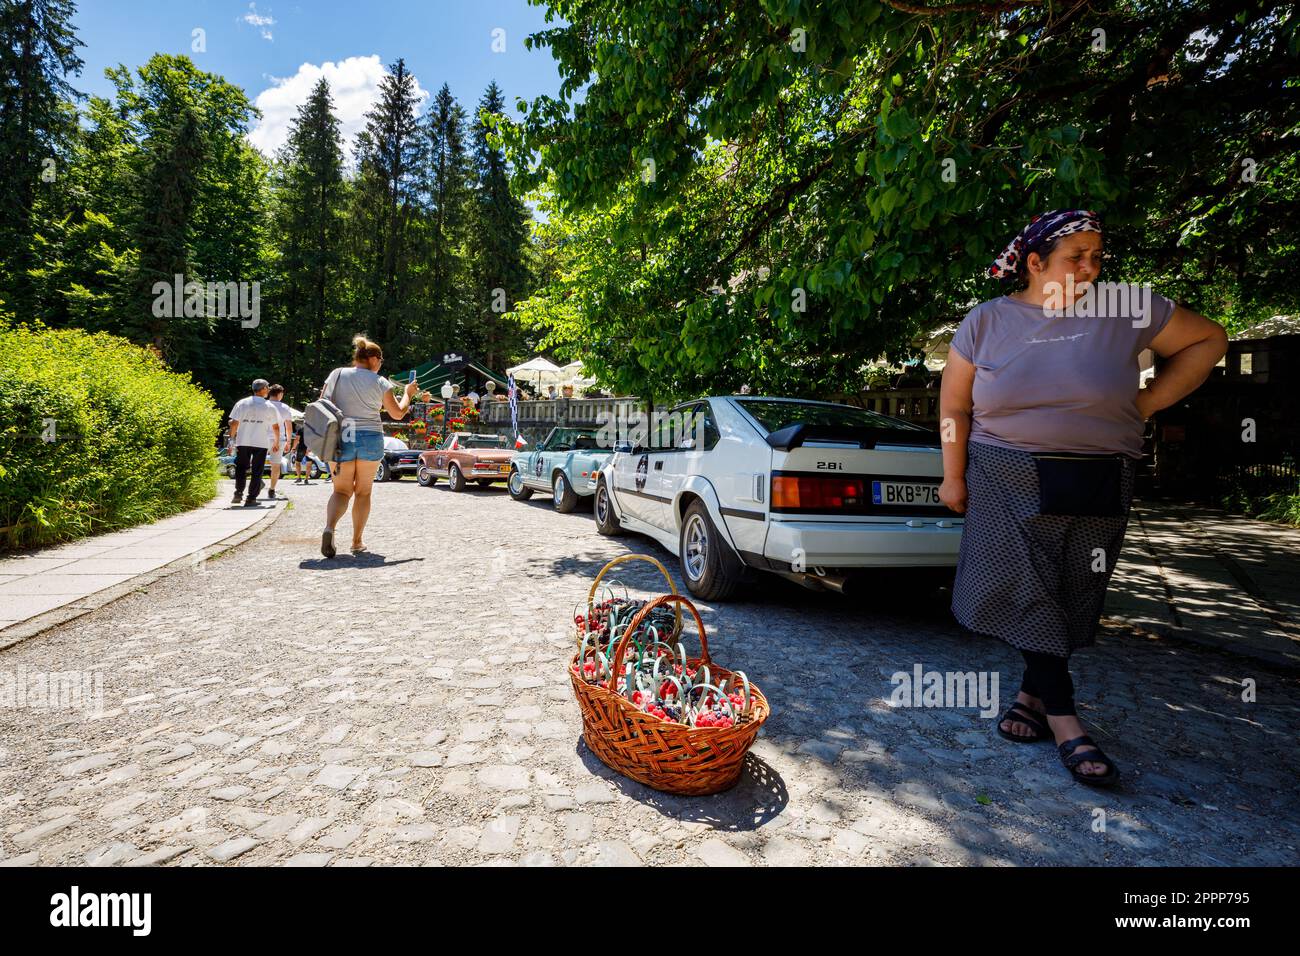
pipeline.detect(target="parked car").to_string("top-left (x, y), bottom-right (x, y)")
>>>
top-left (417, 433), bottom-right (514, 491)
top-left (219, 450), bottom-right (330, 480)
top-left (508, 427), bottom-right (613, 512)
top-left (376, 435), bottom-right (422, 482)
top-left (593, 396), bottom-right (962, 601)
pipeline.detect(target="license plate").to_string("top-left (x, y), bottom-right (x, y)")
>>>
top-left (872, 480), bottom-right (940, 506)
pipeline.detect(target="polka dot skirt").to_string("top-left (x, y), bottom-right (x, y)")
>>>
top-left (951, 440), bottom-right (1135, 657)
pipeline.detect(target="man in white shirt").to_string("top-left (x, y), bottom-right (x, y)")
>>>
top-left (265, 384), bottom-right (294, 500)
top-left (227, 379), bottom-right (280, 507)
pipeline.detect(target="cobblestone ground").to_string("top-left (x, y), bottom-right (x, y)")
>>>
top-left (2, 480), bottom-right (1297, 867)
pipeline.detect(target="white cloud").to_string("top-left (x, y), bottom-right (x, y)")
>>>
top-left (246, 55), bottom-right (430, 158)
top-left (240, 2), bottom-right (276, 41)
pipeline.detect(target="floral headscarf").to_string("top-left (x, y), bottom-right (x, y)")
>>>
top-left (989, 209), bottom-right (1102, 279)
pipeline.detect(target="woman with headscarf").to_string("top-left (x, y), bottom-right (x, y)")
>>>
top-left (939, 209), bottom-right (1228, 786)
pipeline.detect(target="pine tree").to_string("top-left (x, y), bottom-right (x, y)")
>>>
top-left (276, 77), bottom-right (345, 391)
top-left (469, 80), bottom-right (530, 370)
top-left (0, 0), bottom-right (84, 316)
top-left (352, 58), bottom-right (426, 366)
top-left (131, 104), bottom-right (207, 354)
top-left (425, 83), bottom-right (472, 356)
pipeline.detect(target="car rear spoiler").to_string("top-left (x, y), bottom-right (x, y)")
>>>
top-left (764, 423), bottom-right (942, 451)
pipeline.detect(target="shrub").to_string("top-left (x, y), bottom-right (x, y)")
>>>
top-left (0, 322), bottom-right (222, 551)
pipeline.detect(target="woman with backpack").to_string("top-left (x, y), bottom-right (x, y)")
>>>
top-left (318, 335), bottom-right (420, 557)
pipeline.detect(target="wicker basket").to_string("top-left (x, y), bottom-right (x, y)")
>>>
top-left (570, 592), bottom-right (770, 796)
top-left (573, 554), bottom-right (682, 652)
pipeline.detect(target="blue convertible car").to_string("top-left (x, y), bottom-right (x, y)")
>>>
top-left (507, 427), bottom-right (612, 512)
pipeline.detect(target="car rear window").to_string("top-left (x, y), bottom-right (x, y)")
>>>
top-left (734, 399), bottom-right (928, 435)
top-left (464, 435), bottom-right (507, 448)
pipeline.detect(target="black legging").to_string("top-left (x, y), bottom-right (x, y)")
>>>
top-left (1020, 650), bottom-right (1076, 716)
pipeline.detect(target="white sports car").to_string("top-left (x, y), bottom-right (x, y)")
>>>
top-left (593, 396), bottom-right (963, 600)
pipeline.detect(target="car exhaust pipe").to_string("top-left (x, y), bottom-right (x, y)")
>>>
top-left (810, 570), bottom-right (851, 594)
top-left (775, 568), bottom-right (853, 595)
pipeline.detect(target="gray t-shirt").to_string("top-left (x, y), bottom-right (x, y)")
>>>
top-left (323, 366), bottom-right (394, 434)
top-left (950, 291), bottom-right (1175, 458)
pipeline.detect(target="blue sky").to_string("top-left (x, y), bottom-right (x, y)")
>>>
top-left (72, 0), bottom-right (569, 156)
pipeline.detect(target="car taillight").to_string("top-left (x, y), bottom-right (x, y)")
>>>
top-left (771, 475), bottom-right (864, 510)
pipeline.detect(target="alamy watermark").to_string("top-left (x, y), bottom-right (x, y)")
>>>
top-left (1, 666), bottom-right (105, 717)
top-left (595, 407), bottom-right (707, 450)
top-left (887, 663), bottom-right (999, 718)
top-left (152, 274), bottom-right (260, 328)
top-left (1042, 278), bottom-right (1154, 328)
top-left (50, 886), bottom-right (151, 936)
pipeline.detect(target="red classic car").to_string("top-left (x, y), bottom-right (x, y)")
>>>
top-left (417, 433), bottom-right (514, 491)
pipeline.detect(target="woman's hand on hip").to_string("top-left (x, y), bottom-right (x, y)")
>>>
top-left (1135, 387), bottom-right (1159, 421)
top-left (939, 476), bottom-right (968, 514)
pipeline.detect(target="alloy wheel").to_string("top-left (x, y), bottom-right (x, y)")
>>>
top-left (683, 513), bottom-right (708, 581)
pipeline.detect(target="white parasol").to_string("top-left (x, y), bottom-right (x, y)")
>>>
top-left (506, 356), bottom-right (565, 396)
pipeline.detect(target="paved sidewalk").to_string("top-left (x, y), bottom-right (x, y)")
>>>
top-left (1108, 501), bottom-right (1300, 671)
top-left (0, 494), bottom-right (286, 643)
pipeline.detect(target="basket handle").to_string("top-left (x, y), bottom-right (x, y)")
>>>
top-left (584, 554), bottom-right (681, 632)
top-left (609, 593), bottom-right (710, 686)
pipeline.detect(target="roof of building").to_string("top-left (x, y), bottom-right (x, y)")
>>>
top-left (1230, 315), bottom-right (1300, 341)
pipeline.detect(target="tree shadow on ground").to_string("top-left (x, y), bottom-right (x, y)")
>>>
top-left (546, 539), bottom-right (1300, 863)
top-left (511, 495), bottom-right (597, 520)
top-left (574, 738), bottom-right (788, 831)
top-left (543, 542), bottom-right (956, 623)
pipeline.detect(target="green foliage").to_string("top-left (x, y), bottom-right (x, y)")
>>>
top-left (267, 76), bottom-right (347, 398)
top-left (508, 0), bottom-right (1300, 400)
top-left (0, 0), bottom-right (84, 317)
top-left (351, 58), bottom-right (429, 367)
top-left (0, 321), bottom-right (221, 550)
top-left (1256, 492), bottom-right (1300, 526)
top-left (4, 2), bottom-right (543, 413)
top-left (469, 81), bottom-right (532, 370)
top-left (21, 50), bottom-right (272, 410)
top-left (1220, 486), bottom-right (1300, 526)
top-left (426, 83), bottom-right (476, 362)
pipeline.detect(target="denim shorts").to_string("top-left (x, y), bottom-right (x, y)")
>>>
top-left (338, 429), bottom-right (385, 462)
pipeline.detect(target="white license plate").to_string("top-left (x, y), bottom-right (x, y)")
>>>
top-left (872, 480), bottom-right (940, 506)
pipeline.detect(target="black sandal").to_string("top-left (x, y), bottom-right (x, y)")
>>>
top-left (996, 701), bottom-right (1051, 743)
top-left (1057, 734), bottom-right (1120, 787)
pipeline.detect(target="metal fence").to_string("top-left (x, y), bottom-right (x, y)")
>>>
top-left (1152, 335), bottom-right (1300, 500)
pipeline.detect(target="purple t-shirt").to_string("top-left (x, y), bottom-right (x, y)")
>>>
top-left (949, 291), bottom-right (1176, 458)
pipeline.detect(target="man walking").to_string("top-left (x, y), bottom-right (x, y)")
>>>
top-left (265, 384), bottom-right (294, 499)
top-left (227, 379), bottom-right (280, 507)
